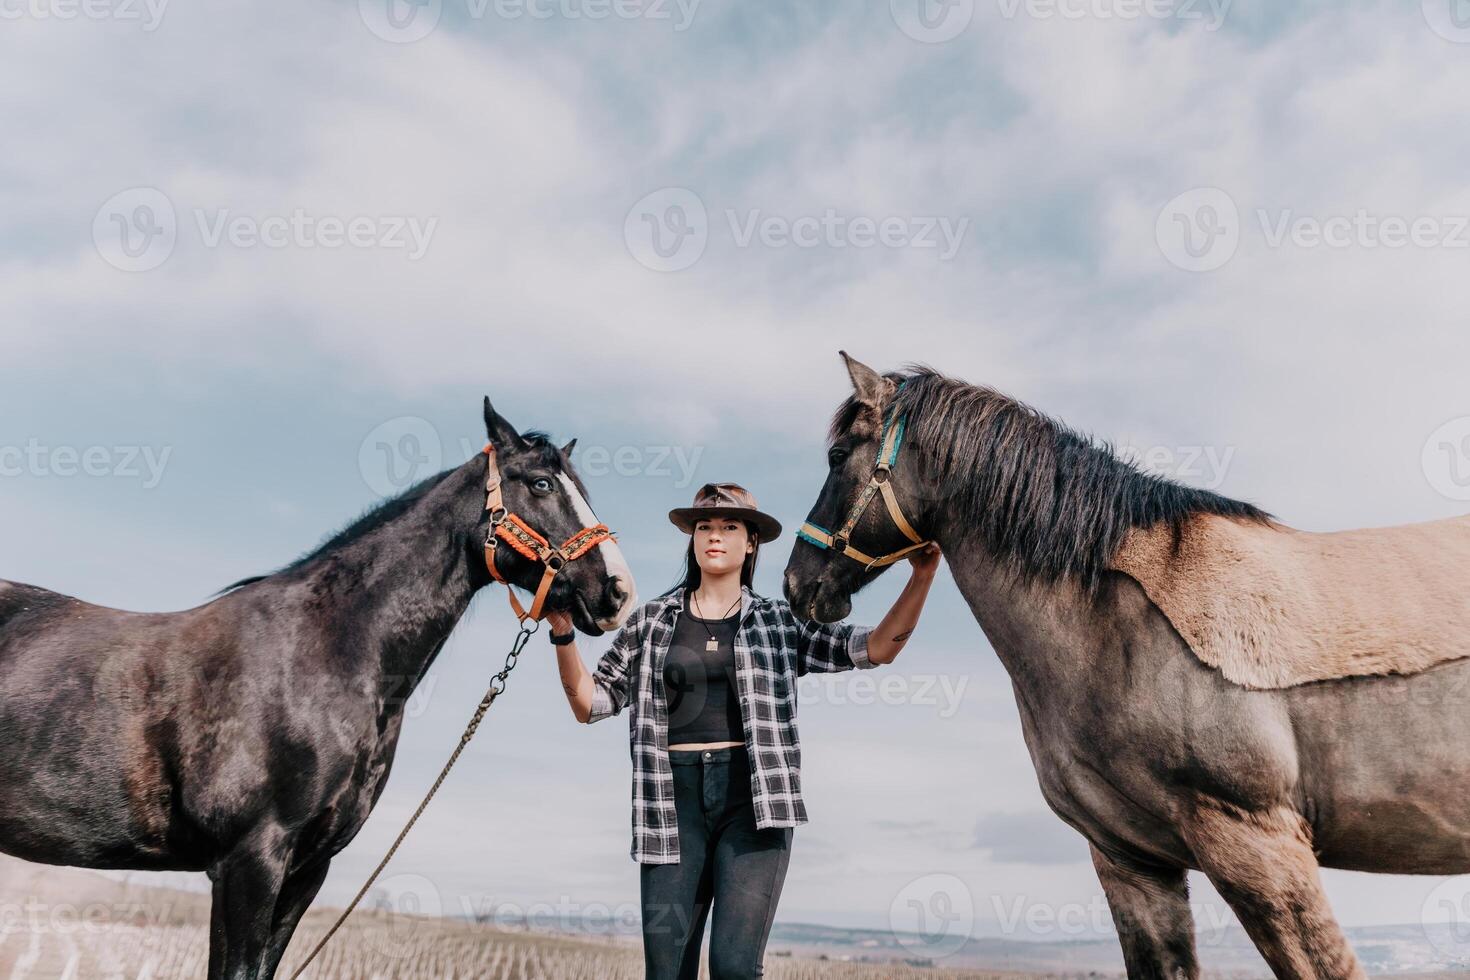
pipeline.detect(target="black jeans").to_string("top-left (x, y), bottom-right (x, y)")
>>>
top-left (640, 744), bottom-right (793, 980)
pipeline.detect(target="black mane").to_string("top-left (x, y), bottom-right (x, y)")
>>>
top-left (829, 366), bottom-right (1271, 591)
top-left (218, 430), bottom-right (566, 594)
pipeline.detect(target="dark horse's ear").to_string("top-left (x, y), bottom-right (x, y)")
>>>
top-left (561, 438), bottom-right (577, 456)
top-left (839, 350), bottom-right (896, 409)
top-left (483, 396), bottom-right (529, 452)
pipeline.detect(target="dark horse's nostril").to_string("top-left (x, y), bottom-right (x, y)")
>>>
top-left (604, 576), bottom-right (628, 611)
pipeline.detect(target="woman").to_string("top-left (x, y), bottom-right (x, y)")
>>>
top-left (548, 482), bottom-right (940, 980)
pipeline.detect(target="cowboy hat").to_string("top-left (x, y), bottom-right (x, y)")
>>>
top-left (668, 482), bottom-right (783, 542)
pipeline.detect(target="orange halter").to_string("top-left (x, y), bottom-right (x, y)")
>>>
top-left (481, 444), bottom-right (615, 623)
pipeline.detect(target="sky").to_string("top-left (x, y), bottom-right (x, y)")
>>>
top-left (4, 0), bottom-right (1470, 969)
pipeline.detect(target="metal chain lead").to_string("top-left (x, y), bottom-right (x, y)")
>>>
top-left (287, 619), bottom-right (539, 980)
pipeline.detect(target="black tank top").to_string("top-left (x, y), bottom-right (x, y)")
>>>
top-left (664, 605), bottom-right (744, 745)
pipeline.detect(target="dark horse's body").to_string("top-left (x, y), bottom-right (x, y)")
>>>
top-left (786, 355), bottom-right (1470, 980)
top-left (0, 399), bottom-right (635, 980)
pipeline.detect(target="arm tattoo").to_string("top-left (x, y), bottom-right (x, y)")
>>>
top-left (891, 629), bottom-right (913, 643)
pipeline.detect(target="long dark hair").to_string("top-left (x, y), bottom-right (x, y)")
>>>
top-left (672, 519), bottom-right (760, 595)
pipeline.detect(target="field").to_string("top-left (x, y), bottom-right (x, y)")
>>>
top-left (0, 857), bottom-right (1055, 980)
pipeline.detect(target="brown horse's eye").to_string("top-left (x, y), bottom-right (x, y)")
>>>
top-left (827, 447), bottom-right (850, 468)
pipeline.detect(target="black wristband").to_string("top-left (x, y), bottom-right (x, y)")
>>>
top-left (550, 629), bottom-right (576, 647)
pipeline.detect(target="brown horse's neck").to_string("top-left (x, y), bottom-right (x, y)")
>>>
top-left (303, 457), bottom-right (487, 691)
top-left (930, 513), bottom-right (1105, 700)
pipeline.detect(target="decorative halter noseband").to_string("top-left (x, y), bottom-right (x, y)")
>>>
top-left (481, 443), bottom-right (615, 623)
top-left (796, 401), bottom-right (934, 570)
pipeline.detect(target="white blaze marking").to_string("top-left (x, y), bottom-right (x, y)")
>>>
top-left (558, 472), bottom-right (638, 627)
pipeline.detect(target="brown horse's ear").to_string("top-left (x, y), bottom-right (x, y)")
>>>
top-left (840, 350), bottom-right (896, 409)
top-left (483, 396), bottom-right (529, 452)
top-left (561, 438), bottom-right (577, 455)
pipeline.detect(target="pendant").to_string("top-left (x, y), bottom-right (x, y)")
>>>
top-left (706, 638), bottom-right (719, 652)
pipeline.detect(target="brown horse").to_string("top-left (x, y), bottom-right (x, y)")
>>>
top-left (0, 397), bottom-right (636, 980)
top-left (785, 353), bottom-right (1470, 980)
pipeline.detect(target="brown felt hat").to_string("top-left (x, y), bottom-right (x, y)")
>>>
top-left (668, 482), bottom-right (783, 542)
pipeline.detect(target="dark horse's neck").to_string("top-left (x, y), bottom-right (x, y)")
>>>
top-left (272, 456), bottom-right (489, 690)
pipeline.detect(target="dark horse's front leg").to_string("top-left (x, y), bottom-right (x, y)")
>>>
top-left (207, 827), bottom-right (293, 980)
top-left (1090, 844), bottom-right (1199, 980)
top-left (259, 858), bottom-right (332, 978)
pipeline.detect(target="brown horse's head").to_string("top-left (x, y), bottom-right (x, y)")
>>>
top-left (783, 352), bottom-right (936, 623)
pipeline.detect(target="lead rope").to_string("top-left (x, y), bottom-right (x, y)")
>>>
top-left (286, 617), bottom-right (539, 980)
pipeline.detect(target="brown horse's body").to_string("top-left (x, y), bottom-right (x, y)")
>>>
top-left (785, 355), bottom-right (1467, 980)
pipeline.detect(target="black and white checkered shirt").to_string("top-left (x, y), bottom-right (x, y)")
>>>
top-left (587, 583), bottom-right (876, 864)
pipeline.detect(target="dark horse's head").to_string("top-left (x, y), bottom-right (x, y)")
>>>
top-left (480, 397), bottom-right (637, 634)
top-left (221, 397), bottom-right (638, 636)
top-left (784, 352), bottom-right (935, 623)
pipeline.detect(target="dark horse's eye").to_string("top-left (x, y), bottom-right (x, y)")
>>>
top-left (827, 447), bottom-right (850, 468)
top-left (530, 477), bottom-right (555, 495)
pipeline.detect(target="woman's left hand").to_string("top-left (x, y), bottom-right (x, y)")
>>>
top-left (908, 542), bottom-right (942, 579)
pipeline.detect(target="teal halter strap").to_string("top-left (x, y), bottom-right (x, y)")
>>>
top-left (797, 388), bottom-right (933, 570)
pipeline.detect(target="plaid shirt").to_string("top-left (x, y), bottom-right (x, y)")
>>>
top-left (587, 583), bottom-right (876, 863)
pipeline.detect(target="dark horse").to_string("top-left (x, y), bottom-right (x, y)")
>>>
top-left (0, 398), bottom-right (636, 980)
top-left (787, 353), bottom-right (1470, 980)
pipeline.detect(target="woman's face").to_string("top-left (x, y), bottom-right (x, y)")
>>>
top-left (693, 517), bottom-right (754, 578)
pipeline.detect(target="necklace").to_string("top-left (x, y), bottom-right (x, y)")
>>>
top-left (691, 590), bottom-right (741, 652)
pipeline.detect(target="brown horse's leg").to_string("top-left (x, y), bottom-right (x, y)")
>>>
top-left (1182, 800), bottom-right (1363, 980)
top-left (1090, 844), bottom-right (1199, 980)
